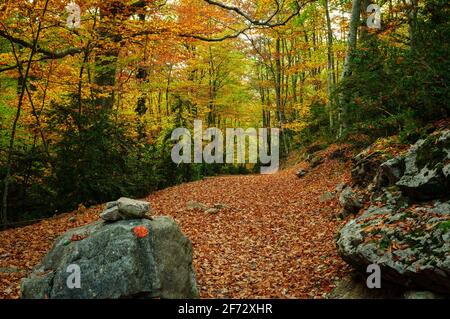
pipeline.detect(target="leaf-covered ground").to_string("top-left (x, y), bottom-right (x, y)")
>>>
top-left (0, 150), bottom-right (351, 299)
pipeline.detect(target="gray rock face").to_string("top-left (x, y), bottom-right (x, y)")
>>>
top-left (20, 217), bottom-right (199, 299)
top-left (327, 274), bottom-right (404, 299)
top-left (100, 206), bottom-right (121, 221)
top-left (375, 157), bottom-right (405, 190)
top-left (338, 186), bottom-right (363, 217)
top-left (335, 183), bottom-right (347, 193)
top-left (100, 197), bottom-right (152, 221)
top-left (352, 149), bottom-right (391, 188)
top-left (375, 130), bottom-right (450, 200)
top-left (336, 201), bottom-right (450, 294)
top-left (337, 130), bottom-right (450, 295)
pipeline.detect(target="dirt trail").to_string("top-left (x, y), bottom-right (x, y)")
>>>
top-left (0, 155), bottom-right (351, 299)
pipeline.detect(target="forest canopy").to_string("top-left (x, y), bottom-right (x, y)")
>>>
top-left (0, 0), bottom-right (448, 226)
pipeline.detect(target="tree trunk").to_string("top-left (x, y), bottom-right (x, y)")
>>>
top-left (325, 0), bottom-right (336, 130)
top-left (339, 0), bottom-right (361, 137)
top-left (407, 0), bottom-right (419, 50)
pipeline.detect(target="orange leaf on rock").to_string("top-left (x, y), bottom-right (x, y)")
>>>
top-left (133, 226), bottom-right (149, 238)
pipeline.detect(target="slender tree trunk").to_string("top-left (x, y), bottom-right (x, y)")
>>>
top-left (165, 64), bottom-right (173, 116)
top-left (407, 0), bottom-right (419, 50)
top-left (325, 0), bottom-right (336, 130)
top-left (135, 12), bottom-right (149, 116)
top-left (341, 0), bottom-right (361, 81)
top-left (274, 37), bottom-right (283, 125)
top-left (274, 37), bottom-right (289, 154)
top-left (338, 0), bottom-right (361, 137)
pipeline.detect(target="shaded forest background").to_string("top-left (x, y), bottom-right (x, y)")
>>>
top-left (0, 0), bottom-right (448, 226)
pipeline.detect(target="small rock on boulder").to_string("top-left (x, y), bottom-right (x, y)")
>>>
top-left (100, 197), bottom-right (152, 221)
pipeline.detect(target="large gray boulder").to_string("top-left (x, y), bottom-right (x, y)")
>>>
top-left (336, 200), bottom-right (450, 294)
top-left (21, 217), bottom-right (199, 299)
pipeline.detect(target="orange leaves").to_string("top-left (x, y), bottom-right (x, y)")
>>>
top-left (133, 225), bottom-right (149, 239)
top-left (70, 233), bottom-right (89, 242)
top-left (145, 155), bottom-right (350, 298)
top-left (0, 153), bottom-right (351, 299)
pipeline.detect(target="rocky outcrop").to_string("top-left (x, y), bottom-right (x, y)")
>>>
top-left (352, 149), bottom-right (391, 188)
top-left (20, 217), bottom-right (199, 299)
top-left (337, 130), bottom-right (450, 294)
top-left (327, 273), bottom-right (404, 299)
top-left (337, 199), bottom-right (450, 293)
top-left (373, 131), bottom-right (450, 200)
top-left (329, 274), bottom-right (444, 299)
top-left (393, 131), bottom-right (450, 200)
top-left (374, 157), bottom-right (405, 190)
top-left (338, 186), bottom-right (363, 217)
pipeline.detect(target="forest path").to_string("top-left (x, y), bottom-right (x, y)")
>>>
top-left (0, 152), bottom-right (351, 299)
top-left (149, 157), bottom-right (351, 298)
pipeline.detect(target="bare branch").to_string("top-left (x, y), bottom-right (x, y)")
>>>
top-left (185, 0), bottom-right (313, 42)
top-left (203, 0), bottom-right (305, 27)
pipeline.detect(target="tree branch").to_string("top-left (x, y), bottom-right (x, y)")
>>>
top-left (185, 0), bottom-right (312, 42)
top-left (203, 0), bottom-right (305, 27)
top-left (180, 27), bottom-right (252, 42)
top-left (0, 29), bottom-right (83, 59)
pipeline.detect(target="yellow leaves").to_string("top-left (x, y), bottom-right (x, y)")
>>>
top-left (282, 120), bottom-right (308, 132)
top-left (294, 102), bottom-right (311, 118)
top-left (0, 53), bottom-right (14, 66)
top-left (280, 102), bottom-right (311, 132)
